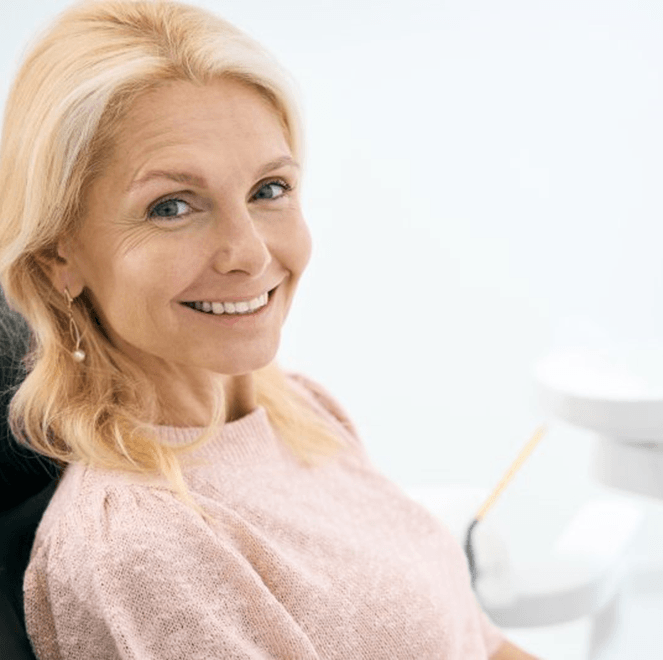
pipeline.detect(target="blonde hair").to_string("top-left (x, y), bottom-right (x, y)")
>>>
top-left (0, 0), bottom-right (345, 522)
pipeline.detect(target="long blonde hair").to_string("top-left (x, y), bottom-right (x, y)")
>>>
top-left (0, 0), bottom-right (345, 521)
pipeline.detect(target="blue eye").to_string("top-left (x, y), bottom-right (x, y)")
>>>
top-left (148, 198), bottom-right (191, 219)
top-left (253, 180), bottom-right (291, 200)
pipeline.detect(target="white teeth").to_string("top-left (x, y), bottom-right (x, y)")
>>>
top-left (189, 291), bottom-right (270, 315)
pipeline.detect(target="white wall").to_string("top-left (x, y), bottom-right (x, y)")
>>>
top-left (218, 0), bottom-right (663, 573)
top-left (2, 1), bottom-right (663, 653)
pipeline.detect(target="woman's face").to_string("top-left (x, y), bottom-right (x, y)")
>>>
top-left (58, 77), bottom-right (311, 409)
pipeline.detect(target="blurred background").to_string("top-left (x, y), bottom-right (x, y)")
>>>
top-left (2, 0), bottom-right (662, 656)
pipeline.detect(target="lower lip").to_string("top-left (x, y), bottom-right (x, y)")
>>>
top-left (180, 288), bottom-right (276, 326)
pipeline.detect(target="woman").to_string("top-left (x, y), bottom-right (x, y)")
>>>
top-left (0, 1), bottom-right (536, 658)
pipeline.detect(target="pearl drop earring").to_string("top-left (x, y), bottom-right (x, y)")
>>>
top-left (63, 287), bottom-right (86, 362)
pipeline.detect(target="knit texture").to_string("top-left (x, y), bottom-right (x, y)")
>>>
top-left (23, 371), bottom-right (506, 659)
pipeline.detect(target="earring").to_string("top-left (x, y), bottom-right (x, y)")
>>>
top-left (63, 287), bottom-right (86, 362)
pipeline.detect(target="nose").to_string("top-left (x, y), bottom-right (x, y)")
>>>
top-left (208, 204), bottom-right (271, 277)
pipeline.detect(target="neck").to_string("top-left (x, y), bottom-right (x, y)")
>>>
top-left (153, 372), bottom-right (257, 427)
top-left (221, 373), bottom-right (258, 422)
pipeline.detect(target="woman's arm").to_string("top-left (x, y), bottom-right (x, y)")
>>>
top-left (491, 639), bottom-right (540, 659)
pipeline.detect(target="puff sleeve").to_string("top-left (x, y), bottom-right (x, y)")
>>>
top-left (24, 483), bottom-right (320, 660)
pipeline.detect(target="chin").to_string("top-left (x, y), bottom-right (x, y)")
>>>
top-left (206, 346), bottom-right (279, 376)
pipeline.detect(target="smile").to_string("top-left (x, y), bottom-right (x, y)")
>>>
top-left (181, 289), bottom-right (274, 316)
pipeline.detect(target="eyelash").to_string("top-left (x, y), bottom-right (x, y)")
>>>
top-left (146, 178), bottom-right (293, 220)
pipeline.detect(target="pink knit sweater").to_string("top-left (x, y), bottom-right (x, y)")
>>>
top-left (23, 371), bottom-right (506, 659)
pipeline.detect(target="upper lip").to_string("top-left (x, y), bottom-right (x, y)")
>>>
top-left (182, 284), bottom-right (278, 304)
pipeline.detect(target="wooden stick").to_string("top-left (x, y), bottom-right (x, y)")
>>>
top-left (474, 424), bottom-right (547, 522)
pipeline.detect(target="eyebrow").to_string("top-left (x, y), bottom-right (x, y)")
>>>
top-left (126, 155), bottom-right (300, 193)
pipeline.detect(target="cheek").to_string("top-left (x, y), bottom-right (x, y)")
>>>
top-left (82, 239), bottom-right (193, 329)
top-left (286, 218), bottom-right (313, 275)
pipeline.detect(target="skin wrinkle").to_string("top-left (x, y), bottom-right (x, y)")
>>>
top-left (127, 155), bottom-right (300, 195)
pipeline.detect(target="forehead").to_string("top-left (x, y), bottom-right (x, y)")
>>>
top-left (108, 78), bottom-right (290, 180)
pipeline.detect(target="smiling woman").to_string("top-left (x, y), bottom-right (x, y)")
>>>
top-left (0, 1), bottom-right (532, 659)
top-left (0, 0), bottom-right (340, 499)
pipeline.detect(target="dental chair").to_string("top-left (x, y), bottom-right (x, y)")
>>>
top-left (1, 480), bottom-right (59, 660)
top-left (0, 297), bottom-right (62, 660)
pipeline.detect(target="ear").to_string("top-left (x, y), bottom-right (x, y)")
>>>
top-left (39, 239), bottom-right (85, 298)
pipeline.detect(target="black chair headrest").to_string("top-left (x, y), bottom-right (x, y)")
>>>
top-left (0, 289), bottom-right (61, 659)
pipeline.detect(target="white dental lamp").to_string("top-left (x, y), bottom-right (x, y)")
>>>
top-left (407, 346), bottom-right (663, 659)
top-left (535, 347), bottom-right (663, 500)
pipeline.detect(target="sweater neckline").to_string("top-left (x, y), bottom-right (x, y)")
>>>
top-left (151, 405), bottom-right (281, 466)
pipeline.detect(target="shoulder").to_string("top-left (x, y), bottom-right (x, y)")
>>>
top-left (24, 464), bottom-right (166, 635)
top-left (28, 462), bottom-right (206, 579)
top-left (25, 461), bottom-right (237, 625)
top-left (284, 370), bottom-right (361, 440)
top-left (22, 464), bottom-right (274, 659)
